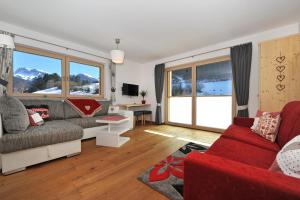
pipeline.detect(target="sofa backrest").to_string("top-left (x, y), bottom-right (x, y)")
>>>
top-left (20, 99), bottom-right (65, 120)
top-left (277, 101), bottom-right (300, 148)
top-left (19, 98), bottom-right (111, 120)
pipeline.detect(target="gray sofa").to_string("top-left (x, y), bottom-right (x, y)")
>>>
top-left (0, 98), bottom-right (133, 175)
top-left (1, 99), bottom-right (110, 153)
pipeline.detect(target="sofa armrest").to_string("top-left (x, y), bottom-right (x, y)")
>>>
top-left (233, 117), bottom-right (254, 128)
top-left (184, 152), bottom-right (300, 200)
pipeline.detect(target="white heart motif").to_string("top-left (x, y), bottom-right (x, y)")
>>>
top-left (85, 105), bottom-right (91, 111)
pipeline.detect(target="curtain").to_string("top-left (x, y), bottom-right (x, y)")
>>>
top-left (110, 61), bottom-right (116, 104)
top-left (0, 32), bottom-right (14, 96)
top-left (230, 43), bottom-right (252, 117)
top-left (154, 63), bottom-right (165, 124)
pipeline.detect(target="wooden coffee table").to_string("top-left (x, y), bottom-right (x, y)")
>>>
top-left (95, 116), bottom-right (130, 147)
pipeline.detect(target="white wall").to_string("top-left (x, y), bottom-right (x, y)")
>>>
top-left (0, 20), bottom-right (143, 101)
top-left (139, 23), bottom-right (300, 121)
top-left (115, 59), bottom-right (144, 104)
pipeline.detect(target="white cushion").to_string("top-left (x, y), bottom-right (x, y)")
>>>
top-left (277, 135), bottom-right (300, 178)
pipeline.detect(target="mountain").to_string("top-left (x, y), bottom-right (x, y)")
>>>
top-left (14, 67), bottom-right (47, 80)
top-left (70, 73), bottom-right (98, 83)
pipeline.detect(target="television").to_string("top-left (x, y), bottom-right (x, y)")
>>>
top-left (122, 83), bottom-right (139, 96)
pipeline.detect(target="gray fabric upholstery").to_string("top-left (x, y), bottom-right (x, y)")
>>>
top-left (66, 117), bottom-right (105, 129)
top-left (20, 99), bottom-right (65, 120)
top-left (154, 63), bottom-right (165, 124)
top-left (94, 100), bottom-right (110, 116)
top-left (0, 96), bottom-right (29, 134)
top-left (231, 43), bottom-right (252, 117)
top-left (63, 100), bottom-right (110, 119)
top-left (0, 120), bottom-right (83, 153)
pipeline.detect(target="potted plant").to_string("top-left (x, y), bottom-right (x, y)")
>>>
top-left (140, 90), bottom-right (147, 104)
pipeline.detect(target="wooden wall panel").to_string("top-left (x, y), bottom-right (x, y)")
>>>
top-left (259, 34), bottom-right (300, 112)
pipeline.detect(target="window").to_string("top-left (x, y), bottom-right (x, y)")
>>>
top-left (168, 67), bottom-right (192, 125)
top-left (68, 59), bottom-right (103, 96)
top-left (10, 45), bottom-right (104, 98)
top-left (166, 57), bottom-right (234, 132)
top-left (196, 60), bottom-right (233, 129)
top-left (13, 51), bottom-right (63, 95)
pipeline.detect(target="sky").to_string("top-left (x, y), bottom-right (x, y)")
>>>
top-left (13, 51), bottom-right (100, 79)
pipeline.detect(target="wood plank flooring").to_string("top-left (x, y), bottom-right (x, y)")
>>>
top-left (0, 125), bottom-right (220, 200)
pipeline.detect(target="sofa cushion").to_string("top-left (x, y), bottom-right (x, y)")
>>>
top-left (65, 117), bottom-right (106, 129)
top-left (277, 101), bottom-right (300, 148)
top-left (64, 100), bottom-right (110, 119)
top-left (0, 96), bottom-right (30, 133)
top-left (223, 124), bottom-right (280, 152)
top-left (0, 120), bottom-right (83, 153)
top-left (20, 99), bottom-right (65, 120)
top-left (207, 137), bottom-right (277, 169)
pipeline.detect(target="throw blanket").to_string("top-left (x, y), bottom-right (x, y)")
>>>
top-left (65, 98), bottom-right (102, 117)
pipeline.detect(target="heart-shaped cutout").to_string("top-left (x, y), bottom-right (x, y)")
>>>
top-left (85, 105), bottom-right (91, 111)
top-left (276, 65), bottom-right (285, 72)
top-left (276, 56), bottom-right (285, 64)
top-left (276, 84), bottom-right (285, 91)
top-left (277, 74), bottom-right (285, 81)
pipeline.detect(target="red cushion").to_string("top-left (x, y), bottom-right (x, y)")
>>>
top-left (223, 124), bottom-right (280, 152)
top-left (207, 137), bottom-right (276, 169)
top-left (277, 101), bottom-right (300, 148)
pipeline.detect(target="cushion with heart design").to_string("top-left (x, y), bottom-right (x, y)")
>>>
top-left (251, 110), bottom-right (281, 142)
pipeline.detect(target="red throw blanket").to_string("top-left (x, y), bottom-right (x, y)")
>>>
top-left (65, 98), bottom-right (102, 117)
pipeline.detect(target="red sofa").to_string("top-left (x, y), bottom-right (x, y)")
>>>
top-left (184, 101), bottom-right (300, 200)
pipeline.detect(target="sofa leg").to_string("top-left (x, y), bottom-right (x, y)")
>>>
top-left (3, 167), bottom-right (26, 175)
top-left (66, 152), bottom-right (80, 158)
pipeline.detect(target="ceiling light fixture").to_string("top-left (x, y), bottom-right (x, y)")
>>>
top-left (110, 38), bottom-right (124, 64)
top-left (0, 34), bottom-right (15, 49)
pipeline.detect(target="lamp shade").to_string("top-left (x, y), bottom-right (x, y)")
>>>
top-left (110, 49), bottom-right (124, 64)
top-left (0, 34), bottom-right (15, 49)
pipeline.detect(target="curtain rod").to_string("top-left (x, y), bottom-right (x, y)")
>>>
top-left (163, 46), bottom-right (231, 64)
top-left (1, 30), bottom-right (111, 61)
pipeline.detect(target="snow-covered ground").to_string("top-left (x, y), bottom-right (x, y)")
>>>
top-left (33, 87), bottom-right (61, 94)
top-left (197, 80), bottom-right (232, 96)
top-left (33, 83), bottom-right (100, 95)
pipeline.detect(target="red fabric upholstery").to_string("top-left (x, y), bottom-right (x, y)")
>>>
top-left (223, 124), bottom-right (280, 152)
top-left (207, 137), bottom-right (276, 168)
top-left (233, 117), bottom-right (254, 128)
top-left (184, 101), bottom-right (300, 200)
top-left (184, 152), bottom-right (300, 200)
top-left (65, 98), bottom-right (102, 117)
top-left (97, 115), bottom-right (127, 121)
top-left (277, 101), bottom-right (300, 147)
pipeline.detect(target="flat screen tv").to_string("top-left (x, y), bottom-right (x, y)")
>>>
top-left (122, 83), bottom-right (139, 96)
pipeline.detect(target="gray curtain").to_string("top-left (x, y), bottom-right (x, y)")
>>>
top-left (0, 32), bottom-right (14, 96)
top-left (154, 63), bottom-right (165, 124)
top-left (230, 43), bottom-right (252, 117)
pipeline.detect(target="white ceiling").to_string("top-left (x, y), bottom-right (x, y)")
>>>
top-left (0, 0), bottom-right (300, 63)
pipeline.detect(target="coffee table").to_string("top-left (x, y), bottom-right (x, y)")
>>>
top-left (95, 115), bottom-right (130, 147)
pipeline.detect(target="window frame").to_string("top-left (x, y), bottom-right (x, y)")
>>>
top-left (9, 44), bottom-right (105, 99)
top-left (66, 56), bottom-right (104, 98)
top-left (165, 56), bottom-right (236, 133)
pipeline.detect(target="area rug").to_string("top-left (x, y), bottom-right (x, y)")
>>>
top-left (138, 142), bottom-right (208, 200)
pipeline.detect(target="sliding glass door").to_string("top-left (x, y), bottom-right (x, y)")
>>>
top-left (167, 67), bottom-right (192, 125)
top-left (166, 57), bottom-right (234, 131)
top-left (196, 60), bottom-right (233, 130)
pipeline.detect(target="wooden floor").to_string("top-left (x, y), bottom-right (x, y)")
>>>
top-left (0, 125), bottom-right (220, 200)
